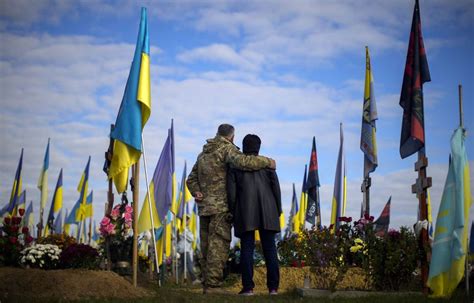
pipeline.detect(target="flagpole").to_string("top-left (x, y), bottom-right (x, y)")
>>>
top-left (458, 84), bottom-right (464, 128)
top-left (77, 219), bottom-right (83, 243)
top-left (174, 214), bottom-right (179, 284)
top-left (106, 124), bottom-right (115, 216)
top-left (361, 174), bottom-right (371, 217)
top-left (105, 124), bottom-right (115, 271)
top-left (88, 217), bottom-right (92, 245)
top-left (184, 210), bottom-right (187, 282)
top-left (141, 134), bottom-right (161, 281)
top-left (131, 162), bottom-right (140, 287)
top-left (459, 84), bottom-right (469, 296)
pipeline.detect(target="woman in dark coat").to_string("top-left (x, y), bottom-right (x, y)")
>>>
top-left (227, 134), bottom-right (282, 296)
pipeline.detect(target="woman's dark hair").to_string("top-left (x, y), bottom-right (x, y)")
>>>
top-left (242, 134), bottom-right (261, 155)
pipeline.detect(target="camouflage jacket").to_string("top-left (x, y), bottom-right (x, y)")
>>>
top-left (187, 135), bottom-right (271, 216)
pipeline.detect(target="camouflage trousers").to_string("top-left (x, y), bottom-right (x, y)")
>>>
top-left (199, 212), bottom-right (232, 287)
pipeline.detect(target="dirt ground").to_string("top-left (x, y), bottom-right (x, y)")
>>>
top-left (225, 266), bottom-right (369, 294)
top-left (0, 267), bottom-right (153, 301)
top-left (0, 266), bottom-right (369, 301)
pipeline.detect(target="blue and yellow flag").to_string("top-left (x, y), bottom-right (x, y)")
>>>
top-left (23, 201), bottom-right (34, 229)
top-left (190, 202), bottom-right (198, 250)
top-left (47, 169), bottom-right (63, 231)
top-left (330, 123), bottom-right (347, 232)
top-left (177, 161), bottom-right (193, 233)
top-left (92, 221), bottom-right (100, 243)
top-left (360, 47), bottom-right (378, 176)
top-left (81, 191), bottom-right (94, 219)
top-left (165, 211), bottom-right (172, 257)
top-left (4, 149), bottom-right (23, 216)
top-left (154, 226), bottom-right (165, 266)
top-left (15, 190), bottom-right (26, 215)
top-left (76, 157), bottom-right (91, 222)
top-left (427, 127), bottom-right (472, 297)
top-left (289, 183), bottom-right (300, 233)
top-left (170, 120), bottom-right (178, 215)
top-left (63, 209), bottom-right (70, 234)
top-left (298, 165), bottom-right (308, 229)
top-left (38, 138), bottom-right (50, 210)
top-left (65, 200), bottom-right (81, 225)
top-left (138, 126), bottom-right (173, 233)
top-left (53, 209), bottom-right (63, 234)
top-left (109, 7), bottom-right (151, 193)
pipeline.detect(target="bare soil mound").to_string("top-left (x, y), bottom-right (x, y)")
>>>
top-left (0, 267), bottom-right (153, 302)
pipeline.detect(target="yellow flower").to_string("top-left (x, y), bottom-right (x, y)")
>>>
top-left (350, 245), bottom-right (362, 253)
top-left (354, 238), bottom-right (364, 245)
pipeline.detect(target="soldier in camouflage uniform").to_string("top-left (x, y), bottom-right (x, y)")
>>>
top-left (187, 124), bottom-right (276, 293)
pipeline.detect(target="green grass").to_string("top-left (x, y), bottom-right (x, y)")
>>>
top-left (5, 284), bottom-right (470, 303)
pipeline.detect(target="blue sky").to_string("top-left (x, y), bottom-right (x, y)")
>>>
top-left (0, 0), bottom-right (472, 232)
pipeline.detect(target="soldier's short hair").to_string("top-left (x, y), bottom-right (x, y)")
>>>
top-left (217, 124), bottom-right (235, 137)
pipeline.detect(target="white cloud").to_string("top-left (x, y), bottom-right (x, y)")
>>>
top-left (177, 43), bottom-right (262, 71)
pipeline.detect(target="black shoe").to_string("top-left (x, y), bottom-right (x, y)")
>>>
top-left (238, 289), bottom-right (254, 296)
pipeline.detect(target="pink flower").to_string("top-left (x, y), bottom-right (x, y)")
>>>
top-left (125, 205), bottom-right (133, 214)
top-left (124, 212), bottom-right (132, 222)
top-left (105, 223), bottom-right (116, 235)
top-left (100, 216), bottom-right (111, 227)
top-left (99, 219), bottom-right (117, 236)
top-left (111, 208), bottom-right (120, 220)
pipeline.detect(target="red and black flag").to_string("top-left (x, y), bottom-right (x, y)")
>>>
top-left (374, 196), bottom-right (391, 236)
top-left (305, 137), bottom-right (321, 227)
top-left (399, 0), bottom-right (431, 159)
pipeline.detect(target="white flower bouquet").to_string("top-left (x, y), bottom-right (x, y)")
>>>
top-left (20, 243), bottom-right (61, 269)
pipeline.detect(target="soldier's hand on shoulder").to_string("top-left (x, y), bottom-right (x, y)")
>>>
top-left (269, 158), bottom-right (276, 169)
top-left (194, 191), bottom-right (204, 202)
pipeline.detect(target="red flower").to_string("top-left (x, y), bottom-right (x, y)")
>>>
top-left (364, 213), bottom-right (370, 220)
top-left (26, 236), bottom-right (34, 244)
top-left (18, 209), bottom-right (25, 216)
top-left (338, 216), bottom-right (352, 223)
top-left (291, 260), bottom-right (298, 267)
top-left (369, 216), bottom-right (374, 222)
top-left (12, 217), bottom-right (22, 225)
top-left (11, 225), bottom-right (20, 233)
top-left (9, 237), bottom-right (17, 244)
top-left (22, 226), bottom-right (29, 234)
top-left (4, 217), bottom-right (11, 225)
top-left (300, 260), bottom-right (305, 267)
